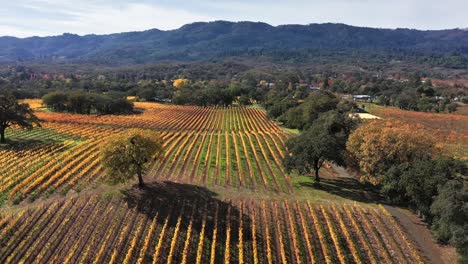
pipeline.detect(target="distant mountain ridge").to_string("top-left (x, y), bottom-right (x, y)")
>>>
top-left (1, 21), bottom-right (467, 65)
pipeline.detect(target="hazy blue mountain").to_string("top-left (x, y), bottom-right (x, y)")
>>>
top-left (1, 21), bottom-right (467, 65)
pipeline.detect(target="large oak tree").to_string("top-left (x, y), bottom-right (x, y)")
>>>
top-left (101, 129), bottom-right (164, 188)
top-left (0, 93), bottom-right (40, 143)
top-left (346, 120), bottom-right (437, 184)
top-left (283, 111), bottom-right (353, 182)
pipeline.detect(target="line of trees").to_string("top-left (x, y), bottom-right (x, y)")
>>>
top-left (331, 76), bottom-right (464, 113)
top-left (42, 91), bottom-right (134, 115)
top-left (278, 90), bottom-right (466, 262)
top-left (1, 63), bottom-right (466, 113)
top-left (171, 80), bottom-right (265, 107)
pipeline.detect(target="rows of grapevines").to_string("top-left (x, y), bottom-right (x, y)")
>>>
top-left (3, 104), bottom-right (292, 202)
top-left (35, 103), bottom-right (284, 133)
top-left (4, 101), bottom-right (308, 204)
top-left (148, 131), bottom-right (291, 193)
top-left (0, 196), bottom-right (424, 263)
top-left (2, 124), bottom-right (124, 201)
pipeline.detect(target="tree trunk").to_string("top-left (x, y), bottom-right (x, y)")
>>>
top-left (313, 160), bottom-right (321, 183)
top-left (314, 169), bottom-right (320, 183)
top-left (0, 127), bottom-right (5, 144)
top-left (137, 166), bottom-right (145, 188)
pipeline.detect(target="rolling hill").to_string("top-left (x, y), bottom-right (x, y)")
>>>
top-left (1, 21), bottom-right (468, 65)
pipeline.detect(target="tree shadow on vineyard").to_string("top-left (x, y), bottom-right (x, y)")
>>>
top-left (301, 178), bottom-right (382, 203)
top-left (0, 138), bottom-right (54, 150)
top-left (121, 181), bottom-right (258, 263)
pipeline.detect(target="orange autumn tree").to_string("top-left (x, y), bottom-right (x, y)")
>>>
top-left (173, 78), bottom-right (189, 88)
top-left (346, 120), bottom-right (439, 184)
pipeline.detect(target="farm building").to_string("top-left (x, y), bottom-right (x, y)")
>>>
top-left (353, 95), bottom-right (372, 102)
top-left (310, 86), bottom-right (321, 92)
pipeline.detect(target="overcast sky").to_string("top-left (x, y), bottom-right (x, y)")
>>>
top-left (1, 0), bottom-right (467, 38)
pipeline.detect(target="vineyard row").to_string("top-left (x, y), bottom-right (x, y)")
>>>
top-left (0, 195), bottom-right (424, 264)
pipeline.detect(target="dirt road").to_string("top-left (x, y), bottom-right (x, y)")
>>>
top-left (384, 205), bottom-right (457, 264)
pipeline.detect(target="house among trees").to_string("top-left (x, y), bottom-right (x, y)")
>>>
top-left (353, 95), bottom-right (372, 102)
top-left (309, 86), bottom-right (321, 92)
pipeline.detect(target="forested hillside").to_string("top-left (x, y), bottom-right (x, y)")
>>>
top-left (1, 21), bottom-right (468, 67)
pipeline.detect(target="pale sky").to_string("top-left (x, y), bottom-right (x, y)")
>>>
top-left (1, 0), bottom-right (467, 38)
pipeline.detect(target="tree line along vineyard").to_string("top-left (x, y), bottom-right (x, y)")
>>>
top-left (0, 99), bottom-right (426, 263)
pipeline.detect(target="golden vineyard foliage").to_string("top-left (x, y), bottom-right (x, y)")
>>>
top-left (0, 99), bottom-right (431, 264)
top-left (1, 103), bottom-right (292, 203)
top-left (369, 105), bottom-right (468, 160)
top-left (0, 195), bottom-right (426, 263)
top-left (346, 120), bottom-right (438, 183)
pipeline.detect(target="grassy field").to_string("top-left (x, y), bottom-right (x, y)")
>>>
top-left (455, 104), bottom-right (468, 115)
top-left (0, 100), bottom-right (430, 263)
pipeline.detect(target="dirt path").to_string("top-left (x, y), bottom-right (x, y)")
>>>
top-left (330, 164), bottom-right (353, 179)
top-left (330, 165), bottom-right (457, 264)
top-left (383, 205), bottom-right (457, 264)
